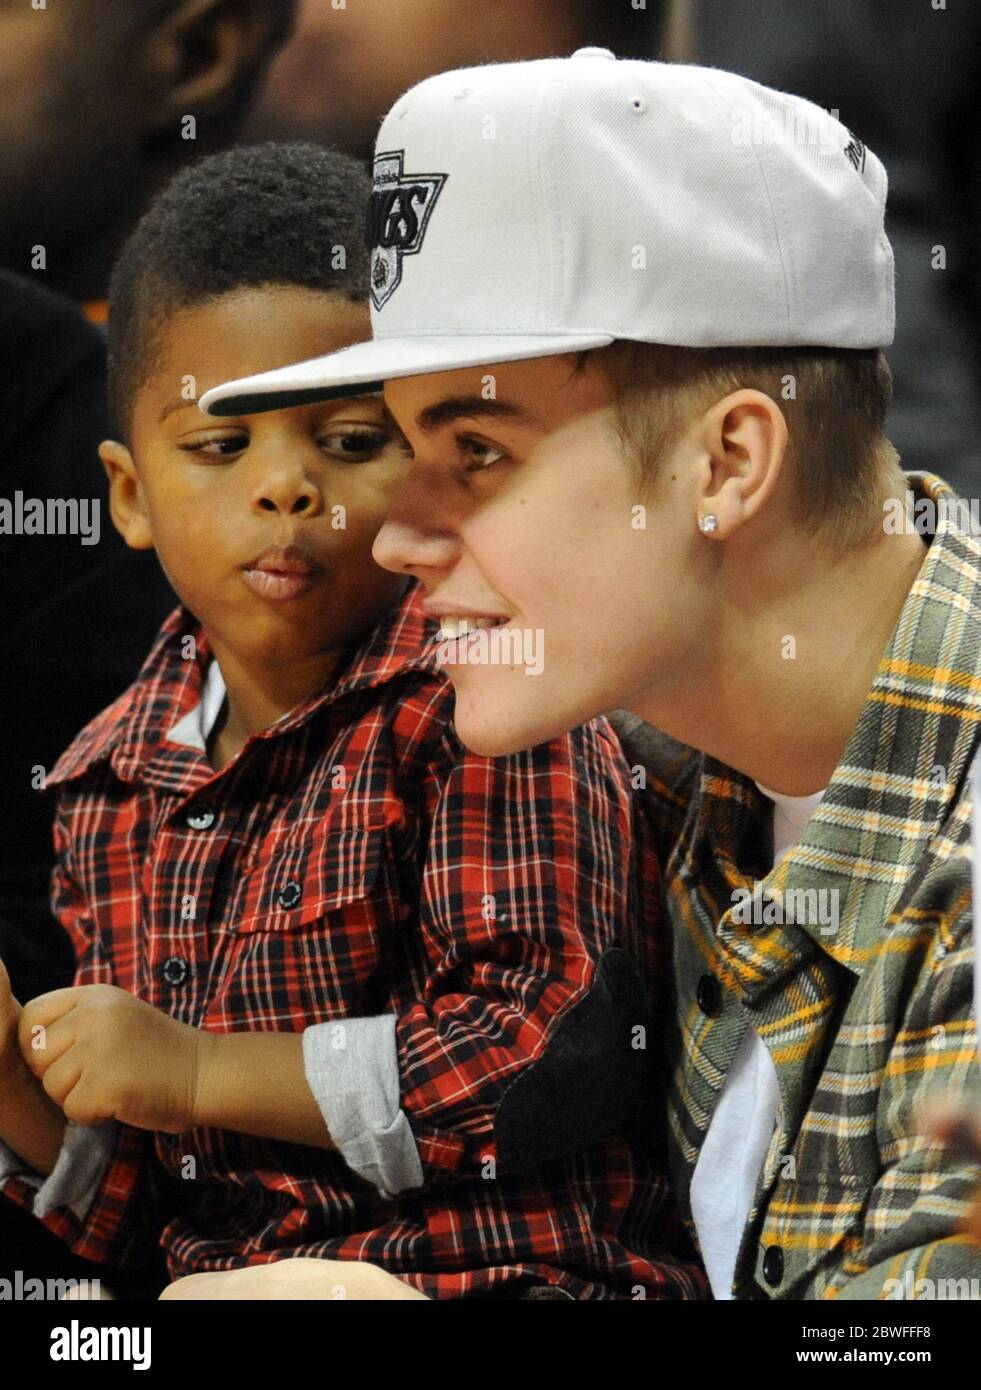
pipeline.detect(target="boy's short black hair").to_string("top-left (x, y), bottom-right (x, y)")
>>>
top-left (106, 141), bottom-right (370, 438)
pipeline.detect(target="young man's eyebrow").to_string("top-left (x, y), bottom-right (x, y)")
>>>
top-left (414, 397), bottom-right (540, 434)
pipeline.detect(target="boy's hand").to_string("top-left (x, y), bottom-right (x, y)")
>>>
top-left (19, 985), bottom-right (203, 1133)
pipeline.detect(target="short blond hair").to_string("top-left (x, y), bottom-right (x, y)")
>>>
top-left (585, 343), bottom-right (902, 550)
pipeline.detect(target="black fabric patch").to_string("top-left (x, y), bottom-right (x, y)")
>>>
top-left (495, 948), bottom-right (654, 1171)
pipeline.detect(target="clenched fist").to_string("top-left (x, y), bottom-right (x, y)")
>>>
top-left (19, 984), bottom-right (203, 1133)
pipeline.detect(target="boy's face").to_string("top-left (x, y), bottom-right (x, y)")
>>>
top-left (377, 355), bottom-right (709, 756)
top-left (105, 287), bottom-right (410, 670)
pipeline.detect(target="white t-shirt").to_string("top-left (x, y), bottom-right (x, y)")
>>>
top-left (688, 778), bottom-right (826, 1299)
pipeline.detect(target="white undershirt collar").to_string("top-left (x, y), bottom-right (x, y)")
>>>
top-left (165, 659), bottom-right (228, 751)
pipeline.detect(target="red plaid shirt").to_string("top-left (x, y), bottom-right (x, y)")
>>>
top-left (3, 582), bottom-right (705, 1299)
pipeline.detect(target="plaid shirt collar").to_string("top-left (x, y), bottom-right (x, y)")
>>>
top-left (49, 578), bottom-right (442, 790)
top-left (680, 470), bottom-right (981, 986)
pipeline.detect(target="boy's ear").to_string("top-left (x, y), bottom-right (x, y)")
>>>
top-left (100, 440), bottom-right (155, 552)
top-left (141, 0), bottom-right (294, 135)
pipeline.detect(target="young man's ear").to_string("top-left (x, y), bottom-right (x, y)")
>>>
top-left (100, 440), bottom-right (155, 551)
top-left (694, 389), bottom-right (789, 540)
top-left (141, 0), bottom-right (296, 138)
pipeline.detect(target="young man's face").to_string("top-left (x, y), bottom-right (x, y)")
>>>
top-left (377, 355), bottom-right (709, 756)
top-left (104, 287), bottom-right (410, 671)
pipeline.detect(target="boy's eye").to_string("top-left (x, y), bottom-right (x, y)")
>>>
top-left (319, 428), bottom-right (396, 462)
top-left (178, 433), bottom-right (247, 460)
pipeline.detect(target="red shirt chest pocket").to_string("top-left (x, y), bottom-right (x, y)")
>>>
top-left (232, 825), bottom-right (389, 934)
top-left (209, 826), bottom-right (402, 1027)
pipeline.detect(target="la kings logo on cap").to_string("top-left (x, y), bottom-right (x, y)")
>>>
top-left (366, 151), bottom-right (447, 310)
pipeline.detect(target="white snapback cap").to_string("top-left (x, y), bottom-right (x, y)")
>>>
top-left (201, 47), bottom-right (895, 417)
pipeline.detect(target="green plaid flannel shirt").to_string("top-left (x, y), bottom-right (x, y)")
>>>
top-left (613, 470), bottom-right (981, 1300)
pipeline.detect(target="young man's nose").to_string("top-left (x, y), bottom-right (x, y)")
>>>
top-left (372, 515), bottom-right (459, 577)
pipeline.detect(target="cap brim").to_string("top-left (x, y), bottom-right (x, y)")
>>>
top-left (199, 332), bottom-right (614, 416)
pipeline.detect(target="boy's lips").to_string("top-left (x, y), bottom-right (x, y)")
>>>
top-left (241, 544), bottom-right (324, 602)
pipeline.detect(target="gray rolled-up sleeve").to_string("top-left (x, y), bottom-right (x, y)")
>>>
top-left (302, 1014), bottom-right (423, 1198)
top-left (0, 1121), bottom-right (117, 1222)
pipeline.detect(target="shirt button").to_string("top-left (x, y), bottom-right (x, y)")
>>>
top-left (276, 880), bottom-right (303, 909)
top-left (185, 805), bottom-right (216, 831)
top-left (161, 955), bottom-right (191, 986)
top-left (762, 1245), bottom-right (784, 1287)
top-left (696, 974), bottom-right (722, 1017)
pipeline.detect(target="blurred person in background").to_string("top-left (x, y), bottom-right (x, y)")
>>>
top-left (0, 0), bottom-right (297, 311)
top-left (693, 0), bottom-right (981, 500)
top-left (243, 0), bottom-right (668, 158)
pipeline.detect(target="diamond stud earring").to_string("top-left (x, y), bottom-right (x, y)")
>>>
top-left (698, 513), bottom-right (719, 535)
